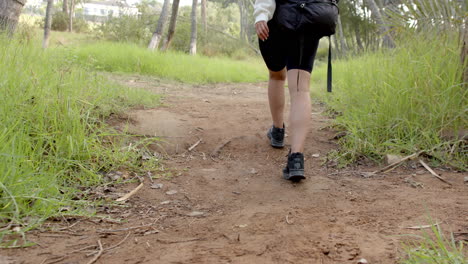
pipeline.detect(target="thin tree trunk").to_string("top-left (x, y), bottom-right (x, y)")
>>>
top-left (148, 0), bottom-right (171, 50)
top-left (337, 15), bottom-right (347, 57)
top-left (161, 0), bottom-right (180, 51)
top-left (43, 0), bottom-right (54, 49)
top-left (462, 19), bottom-right (467, 87)
top-left (364, 0), bottom-right (395, 48)
top-left (62, 0), bottom-right (68, 14)
top-left (332, 35), bottom-right (340, 57)
top-left (355, 27), bottom-right (364, 53)
top-left (0, 0), bottom-right (26, 34)
top-left (201, 0), bottom-right (206, 35)
top-left (189, 0), bottom-right (198, 55)
top-left (68, 0), bottom-right (74, 32)
top-left (238, 0), bottom-right (246, 41)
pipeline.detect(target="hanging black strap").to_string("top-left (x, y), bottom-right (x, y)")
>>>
top-left (327, 37), bottom-right (332, 93)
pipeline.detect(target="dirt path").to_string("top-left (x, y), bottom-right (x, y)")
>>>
top-left (5, 75), bottom-right (467, 264)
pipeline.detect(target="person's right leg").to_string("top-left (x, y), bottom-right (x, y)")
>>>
top-left (286, 69), bottom-right (312, 154)
top-left (268, 68), bottom-right (287, 129)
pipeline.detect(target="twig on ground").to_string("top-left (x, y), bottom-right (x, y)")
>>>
top-left (97, 218), bottom-right (160, 233)
top-left (419, 160), bottom-right (452, 186)
top-left (371, 151), bottom-right (423, 175)
top-left (56, 220), bottom-right (81, 231)
top-left (188, 138), bottom-right (202, 152)
top-left (69, 245), bottom-right (97, 254)
top-left (44, 256), bottom-right (67, 264)
top-left (404, 222), bottom-right (440, 230)
top-left (103, 232), bottom-right (131, 252)
top-left (210, 137), bottom-right (241, 157)
top-left (156, 237), bottom-right (205, 244)
top-left (97, 224), bottom-right (151, 234)
top-left (116, 182), bottom-right (144, 202)
top-left (285, 215), bottom-right (292, 225)
top-left (86, 240), bottom-right (103, 264)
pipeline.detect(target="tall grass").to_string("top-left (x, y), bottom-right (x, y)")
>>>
top-left (401, 223), bottom-right (466, 264)
top-left (69, 42), bottom-right (267, 84)
top-left (312, 32), bottom-right (467, 169)
top-left (0, 36), bottom-right (160, 246)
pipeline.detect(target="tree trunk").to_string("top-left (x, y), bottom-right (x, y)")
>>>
top-left (43, 0), bottom-right (53, 49)
top-left (68, 0), bottom-right (74, 32)
top-left (161, 0), bottom-right (180, 51)
top-left (0, 0), bottom-right (26, 34)
top-left (201, 0), bottom-right (206, 35)
top-left (364, 0), bottom-right (395, 48)
top-left (462, 20), bottom-right (467, 87)
top-left (189, 0), bottom-right (198, 55)
top-left (62, 0), bottom-right (68, 14)
top-left (148, 0), bottom-right (170, 51)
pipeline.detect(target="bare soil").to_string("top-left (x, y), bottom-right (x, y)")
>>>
top-left (4, 75), bottom-right (467, 264)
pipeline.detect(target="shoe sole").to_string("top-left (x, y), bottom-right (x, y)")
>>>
top-left (267, 131), bottom-right (284, 148)
top-left (283, 170), bottom-right (305, 182)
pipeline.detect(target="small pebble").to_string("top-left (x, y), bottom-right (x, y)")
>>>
top-left (166, 190), bottom-right (178, 195)
top-left (357, 258), bottom-right (368, 264)
top-left (464, 177), bottom-right (468, 183)
top-left (160, 200), bottom-right (171, 205)
top-left (151, 183), bottom-right (163, 189)
top-left (312, 153), bottom-right (320, 158)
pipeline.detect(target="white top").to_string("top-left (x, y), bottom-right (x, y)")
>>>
top-left (253, 0), bottom-right (276, 23)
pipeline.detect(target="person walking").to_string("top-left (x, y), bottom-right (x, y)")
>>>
top-left (254, 0), bottom-right (323, 182)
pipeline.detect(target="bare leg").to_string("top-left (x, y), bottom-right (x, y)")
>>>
top-left (268, 68), bottom-right (287, 128)
top-left (287, 69), bottom-right (311, 153)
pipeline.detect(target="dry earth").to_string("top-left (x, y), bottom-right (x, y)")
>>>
top-left (4, 75), bottom-right (467, 264)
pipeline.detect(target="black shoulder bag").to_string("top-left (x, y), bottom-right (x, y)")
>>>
top-left (274, 0), bottom-right (339, 92)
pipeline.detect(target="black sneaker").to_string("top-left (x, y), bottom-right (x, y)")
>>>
top-left (267, 125), bottom-right (285, 148)
top-left (283, 152), bottom-right (305, 182)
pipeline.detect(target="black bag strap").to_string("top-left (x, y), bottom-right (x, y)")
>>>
top-left (327, 37), bottom-right (332, 93)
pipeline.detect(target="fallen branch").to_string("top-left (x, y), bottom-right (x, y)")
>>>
top-left (86, 240), bottom-right (103, 264)
top-left (116, 182), bottom-right (144, 202)
top-left (419, 160), bottom-right (452, 186)
top-left (188, 138), bottom-right (202, 152)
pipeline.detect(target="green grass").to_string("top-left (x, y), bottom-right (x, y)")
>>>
top-left (312, 33), bottom-right (467, 169)
top-left (68, 42), bottom-right (267, 84)
top-left (0, 36), bottom-right (161, 246)
top-left (401, 223), bottom-right (467, 264)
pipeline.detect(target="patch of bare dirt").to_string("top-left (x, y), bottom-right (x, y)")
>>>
top-left (4, 75), bottom-right (467, 264)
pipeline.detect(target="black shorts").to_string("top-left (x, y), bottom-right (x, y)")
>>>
top-left (259, 19), bottom-right (320, 73)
